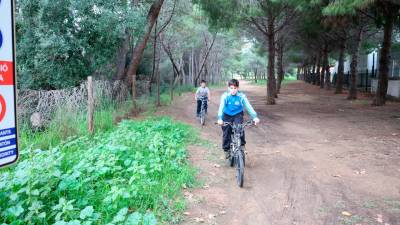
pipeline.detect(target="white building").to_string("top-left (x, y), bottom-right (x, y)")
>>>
top-left (332, 49), bottom-right (400, 98)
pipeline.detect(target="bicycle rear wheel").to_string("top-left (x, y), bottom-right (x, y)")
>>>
top-left (236, 150), bottom-right (244, 187)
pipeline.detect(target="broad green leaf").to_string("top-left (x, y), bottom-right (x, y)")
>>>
top-left (125, 212), bottom-right (142, 225)
top-left (80, 206), bottom-right (94, 220)
top-left (112, 207), bottom-right (128, 223)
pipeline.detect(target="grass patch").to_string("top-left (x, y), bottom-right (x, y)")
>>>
top-left (137, 93), bottom-right (175, 116)
top-left (317, 207), bottom-right (330, 216)
top-left (384, 199), bottom-right (400, 213)
top-left (19, 100), bottom-right (133, 151)
top-left (350, 99), bottom-right (370, 105)
top-left (362, 200), bottom-right (378, 209)
top-left (247, 75), bottom-right (298, 86)
top-left (339, 215), bottom-right (365, 225)
top-left (1, 117), bottom-right (196, 224)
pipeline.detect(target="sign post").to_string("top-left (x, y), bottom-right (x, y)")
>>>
top-left (0, 0), bottom-right (19, 168)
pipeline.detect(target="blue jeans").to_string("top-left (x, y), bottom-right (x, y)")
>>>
top-left (196, 97), bottom-right (208, 115)
top-left (221, 112), bottom-right (245, 151)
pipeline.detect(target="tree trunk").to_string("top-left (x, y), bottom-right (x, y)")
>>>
top-left (182, 54), bottom-right (186, 85)
top-left (194, 49), bottom-right (199, 87)
top-left (178, 58), bottom-right (183, 95)
top-left (335, 37), bottom-right (346, 94)
top-left (299, 67), bottom-right (302, 80)
top-left (348, 26), bottom-right (363, 100)
top-left (156, 60), bottom-right (161, 106)
top-left (324, 56), bottom-right (331, 90)
top-left (316, 52), bottom-right (322, 86)
top-left (321, 43), bottom-right (328, 89)
top-left (191, 48), bottom-right (194, 86)
top-left (161, 36), bottom-right (181, 80)
top-left (194, 36), bottom-right (216, 86)
top-left (372, 3), bottom-right (398, 105)
top-left (204, 62), bottom-right (208, 82)
top-left (114, 32), bottom-right (131, 80)
top-left (266, 14), bottom-right (276, 104)
top-left (170, 71), bottom-right (174, 101)
top-left (150, 19), bottom-right (158, 95)
top-left (254, 68), bottom-right (258, 83)
top-left (217, 62), bottom-right (221, 84)
top-left (311, 61), bottom-right (316, 85)
top-left (124, 0), bottom-right (165, 110)
top-left (277, 41), bottom-right (284, 94)
top-left (156, 38), bottom-right (161, 107)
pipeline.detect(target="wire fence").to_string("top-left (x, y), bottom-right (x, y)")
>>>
top-left (17, 79), bottom-right (133, 127)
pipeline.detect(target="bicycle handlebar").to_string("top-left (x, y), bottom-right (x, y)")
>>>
top-left (214, 120), bottom-right (255, 127)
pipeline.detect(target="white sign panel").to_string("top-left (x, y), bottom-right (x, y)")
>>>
top-left (0, 0), bottom-right (19, 168)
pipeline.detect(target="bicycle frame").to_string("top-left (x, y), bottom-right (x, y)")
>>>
top-left (223, 120), bottom-right (253, 156)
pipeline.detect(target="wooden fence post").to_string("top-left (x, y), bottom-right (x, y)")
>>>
top-left (88, 76), bottom-right (94, 134)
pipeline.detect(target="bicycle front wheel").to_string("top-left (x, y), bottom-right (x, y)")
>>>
top-left (241, 146), bottom-right (245, 167)
top-left (236, 150), bottom-right (244, 187)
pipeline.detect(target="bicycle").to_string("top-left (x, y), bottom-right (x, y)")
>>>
top-left (217, 120), bottom-right (254, 187)
top-left (198, 96), bottom-right (208, 126)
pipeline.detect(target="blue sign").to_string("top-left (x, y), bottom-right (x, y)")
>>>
top-left (0, 30), bottom-right (2, 49)
top-left (0, 128), bottom-right (16, 137)
top-left (0, 149), bottom-right (16, 160)
top-left (0, 128), bottom-right (17, 161)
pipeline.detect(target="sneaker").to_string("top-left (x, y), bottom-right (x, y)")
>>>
top-left (224, 151), bottom-right (230, 159)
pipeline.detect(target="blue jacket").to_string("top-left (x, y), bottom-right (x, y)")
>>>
top-left (217, 91), bottom-right (258, 120)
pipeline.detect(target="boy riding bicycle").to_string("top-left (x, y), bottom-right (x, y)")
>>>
top-left (195, 80), bottom-right (210, 118)
top-left (217, 79), bottom-right (260, 158)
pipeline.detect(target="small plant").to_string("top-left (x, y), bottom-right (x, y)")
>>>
top-left (362, 200), bottom-right (378, 209)
top-left (339, 215), bottom-right (364, 225)
top-left (384, 199), bottom-right (400, 212)
top-left (334, 200), bottom-right (346, 209)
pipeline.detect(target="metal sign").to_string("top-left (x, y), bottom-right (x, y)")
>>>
top-left (0, 0), bottom-right (19, 168)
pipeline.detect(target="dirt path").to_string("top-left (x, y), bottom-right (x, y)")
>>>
top-left (158, 81), bottom-right (400, 225)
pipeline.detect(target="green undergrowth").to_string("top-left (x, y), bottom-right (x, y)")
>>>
top-left (0, 117), bottom-right (197, 225)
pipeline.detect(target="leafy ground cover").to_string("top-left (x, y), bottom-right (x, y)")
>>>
top-left (1, 117), bottom-right (196, 225)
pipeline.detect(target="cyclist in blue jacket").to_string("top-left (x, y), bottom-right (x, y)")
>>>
top-left (217, 79), bottom-right (260, 158)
